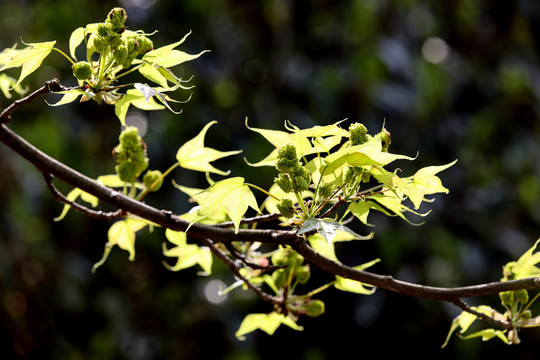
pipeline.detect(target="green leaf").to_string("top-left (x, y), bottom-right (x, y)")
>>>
top-left (324, 139), bottom-right (415, 174)
top-left (54, 187), bottom-right (98, 221)
top-left (176, 121), bottom-right (242, 175)
top-left (0, 41), bottom-right (56, 88)
top-left (0, 73), bottom-right (28, 98)
top-left (401, 160), bottom-right (457, 209)
top-left (297, 217), bottom-right (374, 244)
top-left (47, 89), bottom-right (86, 106)
top-left (114, 88), bottom-right (165, 125)
top-left (92, 218), bottom-right (149, 272)
top-left (197, 177), bottom-right (261, 233)
top-left (139, 64), bottom-right (169, 87)
top-left (511, 238), bottom-right (540, 279)
top-left (442, 305), bottom-right (501, 348)
top-left (244, 119), bottom-right (312, 166)
top-left (163, 228), bottom-right (213, 274)
top-left (334, 259), bottom-right (380, 294)
top-left (142, 32), bottom-right (209, 68)
top-left (459, 328), bottom-right (509, 344)
top-left (235, 312), bottom-right (303, 340)
top-left (69, 27), bottom-right (86, 60)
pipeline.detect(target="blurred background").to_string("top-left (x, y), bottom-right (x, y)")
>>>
top-left (2, 0), bottom-right (540, 358)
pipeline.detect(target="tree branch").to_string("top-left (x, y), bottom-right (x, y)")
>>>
top-left (292, 237), bottom-right (540, 301)
top-left (0, 79), bottom-right (79, 123)
top-left (42, 172), bottom-right (123, 220)
top-left (0, 120), bottom-right (298, 246)
top-left (3, 80), bottom-right (540, 324)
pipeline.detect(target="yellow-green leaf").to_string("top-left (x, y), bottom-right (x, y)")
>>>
top-left (163, 228), bottom-right (213, 274)
top-left (176, 121), bottom-right (242, 175)
top-left (512, 238), bottom-right (540, 279)
top-left (0, 41), bottom-right (56, 88)
top-left (334, 259), bottom-right (380, 294)
top-left (235, 312), bottom-right (303, 340)
top-left (0, 73), bottom-right (27, 98)
top-left (143, 32), bottom-right (209, 68)
top-left (69, 27), bottom-right (86, 60)
top-left (114, 88), bottom-right (164, 125)
top-left (197, 177), bottom-right (261, 233)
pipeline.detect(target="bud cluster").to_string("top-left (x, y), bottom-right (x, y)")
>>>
top-left (271, 247), bottom-right (311, 288)
top-left (274, 143), bottom-right (311, 194)
top-left (86, 7), bottom-right (154, 71)
top-left (113, 126), bottom-right (149, 183)
top-left (348, 122), bottom-right (391, 152)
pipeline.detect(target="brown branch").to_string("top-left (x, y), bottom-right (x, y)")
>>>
top-left (0, 79), bottom-right (79, 123)
top-left (292, 237), bottom-right (540, 301)
top-left (3, 80), bottom-right (540, 325)
top-left (0, 120), bottom-right (298, 246)
top-left (42, 172), bottom-right (123, 220)
top-left (214, 213), bottom-right (283, 228)
top-left (224, 242), bottom-right (285, 272)
top-left (451, 298), bottom-right (513, 330)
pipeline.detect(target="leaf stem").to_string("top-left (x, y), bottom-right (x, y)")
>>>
top-left (52, 47), bottom-right (75, 65)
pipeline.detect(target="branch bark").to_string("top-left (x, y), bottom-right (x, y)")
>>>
top-left (2, 80), bottom-right (540, 325)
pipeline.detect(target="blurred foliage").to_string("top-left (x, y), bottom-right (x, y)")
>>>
top-left (2, 0), bottom-right (540, 358)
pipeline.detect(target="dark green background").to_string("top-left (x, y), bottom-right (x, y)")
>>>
top-left (2, 0), bottom-right (540, 358)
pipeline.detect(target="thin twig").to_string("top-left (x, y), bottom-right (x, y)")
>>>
top-left (200, 237), bottom-right (284, 305)
top-left (214, 213), bottom-right (283, 228)
top-left (451, 298), bottom-right (513, 330)
top-left (224, 242), bottom-right (285, 272)
top-left (0, 79), bottom-right (81, 123)
top-left (42, 172), bottom-right (123, 220)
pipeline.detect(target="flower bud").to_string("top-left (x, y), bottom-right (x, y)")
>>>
top-left (276, 143), bottom-right (299, 173)
top-left (291, 166), bottom-right (310, 193)
top-left (113, 45), bottom-right (128, 64)
top-left (113, 127), bottom-right (149, 183)
top-left (143, 170), bottom-right (163, 192)
top-left (72, 61), bottom-right (93, 80)
top-left (376, 128), bottom-right (391, 152)
top-left (275, 173), bottom-right (293, 193)
top-left (276, 198), bottom-right (295, 219)
top-left (294, 264), bottom-right (310, 284)
top-left (106, 7), bottom-right (127, 33)
top-left (349, 123), bottom-right (369, 146)
top-left (305, 299), bottom-right (325, 317)
top-left (318, 182), bottom-right (333, 200)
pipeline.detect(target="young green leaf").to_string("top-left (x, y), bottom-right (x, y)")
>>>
top-left (400, 160), bottom-right (457, 209)
top-left (334, 259), bottom-right (380, 294)
top-left (114, 88), bottom-right (165, 125)
top-left (47, 89), bottom-right (86, 106)
top-left (69, 27), bottom-right (86, 60)
top-left (92, 217), bottom-right (149, 272)
top-left (163, 228), bottom-right (213, 274)
top-left (54, 187), bottom-right (99, 221)
top-left (235, 312), bottom-right (303, 340)
top-left (196, 177), bottom-right (261, 233)
top-left (142, 32), bottom-right (209, 68)
top-left (510, 238), bottom-right (540, 279)
top-left (298, 217), bottom-right (374, 244)
top-left (324, 139), bottom-right (415, 174)
top-left (0, 73), bottom-right (27, 98)
top-left (176, 121), bottom-right (242, 175)
top-left (0, 41), bottom-right (56, 88)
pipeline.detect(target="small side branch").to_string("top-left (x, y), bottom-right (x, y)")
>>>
top-left (42, 172), bottom-right (123, 220)
top-left (224, 242), bottom-right (285, 272)
top-left (451, 298), bottom-right (513, 330)
top-left (0, 79), bottom-right (75, 123)
top-left (200, 237), bottom-right (284, 306)
top-left (215, 213), bottom-right (283, 228)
